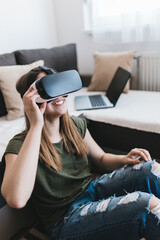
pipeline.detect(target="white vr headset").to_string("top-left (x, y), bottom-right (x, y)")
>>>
top-left (31, 66), bottom-right (82, 103)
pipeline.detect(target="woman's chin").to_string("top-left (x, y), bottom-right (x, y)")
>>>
top-left (46, 106), bottom-right (68, 118)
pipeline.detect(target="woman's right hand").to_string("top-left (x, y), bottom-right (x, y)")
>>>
top-left (23, 86), bottom-right (47, 128)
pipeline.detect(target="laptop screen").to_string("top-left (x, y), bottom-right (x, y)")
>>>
top-left (106, 67), bottom-right (131, 105)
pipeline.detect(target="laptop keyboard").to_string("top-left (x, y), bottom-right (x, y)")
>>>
top-left (89, 95), bottom-right (107, 107)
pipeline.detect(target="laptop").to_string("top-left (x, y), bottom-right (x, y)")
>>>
top-left (75, 67), bottom-right (131, 111)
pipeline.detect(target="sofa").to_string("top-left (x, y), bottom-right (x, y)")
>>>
top-left (0, 43), bottom-right (160, 239)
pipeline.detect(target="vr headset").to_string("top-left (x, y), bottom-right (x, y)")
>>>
top-left (32, 66), bottom-right (82, 103)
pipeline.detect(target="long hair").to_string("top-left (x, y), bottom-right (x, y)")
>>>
top-left (16, 67), bottom-right (88, 171)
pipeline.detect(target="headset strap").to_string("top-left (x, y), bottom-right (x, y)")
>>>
top-left (39, 65), bottom-right (54, 75)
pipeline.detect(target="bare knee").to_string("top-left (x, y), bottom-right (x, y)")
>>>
top-left (152, 162), bottom-right (160, 172)
top-left (149, 195), bottom-right (160, 210)
top-left (152, 161), bottom-right (160, 178)
top-left (149, 195), bottom-right (160, 220)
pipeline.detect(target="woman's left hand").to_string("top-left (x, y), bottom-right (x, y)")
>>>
top-left (122, 148), bottom-right (152, 165)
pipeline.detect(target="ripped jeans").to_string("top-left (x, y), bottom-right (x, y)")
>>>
top-left (48, 160), bottom-right (160, 240)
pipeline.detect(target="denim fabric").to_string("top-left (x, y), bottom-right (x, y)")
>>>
top-left (48, 161), bottom-right (160, 240)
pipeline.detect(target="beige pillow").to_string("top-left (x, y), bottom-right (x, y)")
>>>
top-left (0, 60), bottom-right (44, 120)
top-left (88, 50), bottom-right (136, 93)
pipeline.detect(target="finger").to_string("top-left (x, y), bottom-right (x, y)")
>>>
top-left (23, 86), bottom-right (38, 98)
top-left (131, 154), bottom-right (141, 160)
top-left (131, 148), bottom-right (151, 161)
top-left (26, 89), bottom-right (38, 98)
top-left (24, 92), bottom-right (39, 102)
top-left (31, 94), bottom-right (39, 101)
top-left (126, 158), bottom-right (140, 165)
top-left (131, 150), bottom-right (149, 162)
top-left (40, 102), bottom-right (47, 114)
top-left (137, 149), bottom-right (152, 161)
top-left (129, 148), bottom-right (150, 161)
top-left (29, 94), bottom-right (41, 106)
top-left (23, 94), bottom-right (40, 108)
top-left (127, 149), bottom-right (140, 159)
top-left (23, 86), bottom-right (35, 95)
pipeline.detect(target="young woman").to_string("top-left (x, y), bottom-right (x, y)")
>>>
top-left (1, 67), bottom-right (160, 240)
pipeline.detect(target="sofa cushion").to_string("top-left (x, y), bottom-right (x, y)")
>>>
top-left (0, 52), bottom-right (17, 66)
top-left (0, 60), bottom-right (44, 120)
top-left (14, 43), bottom-right (78, 72)
top-left (88, 50), bottom-right (136, 93)
top-left (0, 53), bottom-right (17, 117)
top-left (0, 203), bottom-right (38, 240)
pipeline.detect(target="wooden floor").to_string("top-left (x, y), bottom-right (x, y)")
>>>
top-left (19, 227), bottom-right (48, 240)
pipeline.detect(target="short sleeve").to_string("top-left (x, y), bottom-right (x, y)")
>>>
top-left (4, 132), bottom-right (25, 156)
top-left (71, 116), bottom-right (87, 138)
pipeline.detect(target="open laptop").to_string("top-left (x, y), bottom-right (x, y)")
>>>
top-left (75, 67), bottom-right (131, 111)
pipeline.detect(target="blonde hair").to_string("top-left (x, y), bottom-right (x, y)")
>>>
top-left (16, 67), bottom-right (88, 171)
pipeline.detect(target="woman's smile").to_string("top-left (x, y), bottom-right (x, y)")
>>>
top-left (51, 97), bottom-right (65, 106)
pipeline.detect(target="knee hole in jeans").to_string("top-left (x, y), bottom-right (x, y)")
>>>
top-left (133, 161), bottom-right (144, 170)
top-left (150, 196), bottom-right (160, 220)
top-left (118, 192), bottom-right (139, 205)
top-left (152, 162), bottom-right (160, 178)
top-left (80, 203), bottom-right (92, 216)
top-left (149, 196), bottom-right (160, 209)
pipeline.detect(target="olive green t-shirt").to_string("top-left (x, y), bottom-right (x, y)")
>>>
top-left (3, 116), bottom-right (93, 230)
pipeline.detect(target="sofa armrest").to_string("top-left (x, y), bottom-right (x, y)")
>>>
top-left (0, 203), bottom-right (38, 240)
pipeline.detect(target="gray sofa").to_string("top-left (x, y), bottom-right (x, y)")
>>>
top-left (0, 43), bottom-right (78, 117)
top-left (0, 43), bottom-right (160, 239)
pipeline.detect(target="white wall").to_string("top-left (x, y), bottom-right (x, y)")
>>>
top-left (54, 0), bottom-right (160, 75)
top-left (0, 0), bottom-right (58, 54)
top-left (1, 0), bottom-right (160, 75)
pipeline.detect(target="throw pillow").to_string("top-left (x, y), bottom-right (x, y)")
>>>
top-left (88, 50), bottom-right (136, 93)
top-left (0, 60), bottom-right (44, 120)
top-left (0, 52), bottom-right (17, 117)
